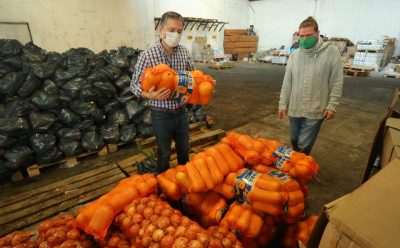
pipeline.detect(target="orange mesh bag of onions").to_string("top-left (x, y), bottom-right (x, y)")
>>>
top-left (114, 195), bottom-right (243, 248)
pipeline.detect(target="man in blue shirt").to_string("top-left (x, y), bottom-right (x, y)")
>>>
top-left (131, 11), bottom-right (195, 174)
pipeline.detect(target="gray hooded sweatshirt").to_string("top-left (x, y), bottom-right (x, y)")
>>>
top-left (278, 38), bottom-right (343, 119)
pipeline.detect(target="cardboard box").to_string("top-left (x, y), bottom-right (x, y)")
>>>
top-left (381, 118), bottom-right (400, 167)
top-left (309, 159), bottom-right (400, 248)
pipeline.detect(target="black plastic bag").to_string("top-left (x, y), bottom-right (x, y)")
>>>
top-left (118, 46), bottom-right (137, 57)
top-left (70, 100), bottom-right (97, 117)
top-left (137, 125), bottom-right (154, 138)
top-left (194, 108), bottom-right (206, 122)
top-left (103, 100), bottom-right (121, 114)
top-left (74, 118), bottom-right (95, 131)
top-left (61, 77), bottom-right (86, 98)
top-left (31, 90), bottom-right (59, 110)
top-left (119, 86), bottom-right (134, 97)
top-left (110, 54), bottom-right (129, 68)
top-left (0, 62), bottom-right (13, 78)
top-left (142, 109), bottom-right (152, 126)
top-left (57, 127), bottom-right (81, 141)
top-left (87, 54), bottom-right (106, 69)
top-left (92, 108), bottom-right (106, 124)
top-left (58, 140), bottom-right (80, 156)
top-left (136, 159), bottom-right (158, 175)
top-left (114, 74), bottom-right (131, 90)
top-left (56, 108), bottom-right (81, 125)
top-left (0, 135), bottom-right (17, 149)
top-left (17, 73), bottom-right (42, 98)
top-left (92, 81), bottom-right (117, 98)
top-left (46, 52), bottom-right (64, 66)
top-left (97, 50), bottom-right (111, 63)
top-left (4, 56), bottom-right (23, 69)
top-left (4, 145), bottom-right (34, 168)
top-left (5, 98), bottom-right (37, 118)
top-left (64, 48), bottom-right (90, 76)
top-left (0, 72), bottom-right (25, 96)
top-left (117, 95), bottom-right (135, 105)
top-left (120, 124), bottom-right (137, 143)
top-left (30, 133), bottom-right (56, 153)
top-left (128, 57), bottom-right (138, 75)
top-left (0, 159), bottom-right (11, 179)
top-left (109, 109), bottom-right (129, 125)
top-left (31, 61), bottom-right (57, 79)
top-left (100, 123), bottom-right (120, 143)
top-left (79, 84), bottom-right (99, 102)
top-left (0, 104), bottom-right (4, 118)
top-left (99, 65), bottom-right (121, 81)
top-left (125, 100), bottom-right (145, 120)
top-left (0, 39), bottom-right (23, 57)
top-left (87, 69), bottom-right (108, 82)
top-left (29, 112), bottom-right (57, 132)
top-left (36, 146), bottom-right (64, 164)
top-left (0, 118), bottom-right (30, 137)
top-left (21, 42), bottom-right (46, 62)
top-left (81, 131), bottom-right (104, 152)
top-left (53, 68), bottom-right (77, 83)
top-left (41, 80), bottom-right (59, 95)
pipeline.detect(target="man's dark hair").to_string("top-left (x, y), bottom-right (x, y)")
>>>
top-left (299, 16), bottom-right (319, 32)
top-left (160, 11), bottom-right (184, 26)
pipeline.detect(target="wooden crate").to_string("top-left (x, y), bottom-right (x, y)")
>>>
top-left (223, 41), bottom-right (258, 49)
top-left (0, 163), bottom-right (126, 236)
top-left (224, 35), bottom-right (258, 42)
top-left (224, 29), bottom-right (247, 36)
top-left (224, 47), bottom-right (257, 54)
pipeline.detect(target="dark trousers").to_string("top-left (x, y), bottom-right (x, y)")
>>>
top-left (289, 117), bottom-right (323, 155)
top-left (151, 108), bottom-right (189, 174)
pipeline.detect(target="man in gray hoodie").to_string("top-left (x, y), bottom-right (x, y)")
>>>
top-left (278, 16), bottom-right (343, 155)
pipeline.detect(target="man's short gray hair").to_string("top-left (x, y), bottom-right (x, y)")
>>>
top-left (160, 11), bottom-right (184, 26)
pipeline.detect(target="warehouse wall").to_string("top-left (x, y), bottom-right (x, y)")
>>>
top-left (154, 0), bottom-right (250, 54)
top-left (251, 0), bottom-right (400, 55)
top-left (0, 0), bottom-right (151, 52)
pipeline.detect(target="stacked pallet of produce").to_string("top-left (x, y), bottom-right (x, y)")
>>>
top-left (224, 29), bottom-right (258, 60)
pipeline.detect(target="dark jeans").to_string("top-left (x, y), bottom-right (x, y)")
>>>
top-left (151, 108), bottom-right (189, 174)
top-left (289, 117), bottom-right (323, 155)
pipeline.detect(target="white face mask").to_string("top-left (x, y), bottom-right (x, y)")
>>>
top-left (164, 31), bottom-right (182, 48)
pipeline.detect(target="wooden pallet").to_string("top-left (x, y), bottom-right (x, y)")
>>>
top-left (357, 49), bottom-right (384, 53)
top-left (0, 163), bottom-right (126, 237)
top-left (11, 122), bottom-right (207, 181)
top-left (344, 69), bottom-right (369, 77)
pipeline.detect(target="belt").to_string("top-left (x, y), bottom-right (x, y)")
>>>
top-left (150, 107), bottom-right (185, 113)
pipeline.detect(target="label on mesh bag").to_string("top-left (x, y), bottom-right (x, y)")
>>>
top-left (267, 169), bottom-right (291, 183)
top-left (234, 170), bottom-right (260, 205)
top-left (272, 145), bottom-right (294, 169)
top-left (170, 70), bottom-right (194, 105)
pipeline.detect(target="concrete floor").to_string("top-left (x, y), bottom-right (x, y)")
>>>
top-left (198, 61), bottom-right (400, 215)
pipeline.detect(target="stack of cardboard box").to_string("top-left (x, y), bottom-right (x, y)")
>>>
top-left (223, 29), bottom-right (258, 60)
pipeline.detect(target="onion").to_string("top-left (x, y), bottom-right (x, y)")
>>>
top-left (141, 219), bottom-right (150, 228)
top-left (156, 216), bottom-right (171, 229)
top-left (80, 240), bottom-right (94, 248)
top-left (140, 197), bottom-right (151, 205)
top-left (136, 203), bottom-right (146, 214)
top-left (160, 209), bottom-right (173, 217)
top-left (143, 207), bottom-right (154, 218)
top-left (66, 229), bottom-right (80, 240)
top-left (174, 237), bottom-right (189, 248)
top-left (39, 241), bottom-right (47, 248)
top-left (60, 240), bottom-right (77, 248)
top-left (152, 229), bottom-right (165, 242)
top-left (170, 214), bottom-right (181, 227)
top-left (146, 224), bottom-right (157, 234)
top-left (128, 225), bottom-right (140, 237)
top-left (165, 226), bottom-right (176, 235)
top-left (107, 236), bottom-right (120, 247)
top-left (39, 220), bottom-right (53, 234)
top-left (11, 233), bottom-right (28, 246)
top-left (226, 232), bottom-right (237, 243)
top-left (127, 205), bottom-right (136, 216)
top-left (147, 201), bottom-right (157, 208)
top-left (117, 240), bottom-right (130, 248)
top-left (185, 230), bottom-right (197, 240)
top-left (141, 235), bottom-right (152, 247)
top-left (196, 233), bottom-right (210, 247)
top-left (121, 217), bottom-right (132, 230)
top-left (150, 243), bottom-right (161, 248)
top-left (52, 230), bottom-right (67, 245)
top-left (181, 217), bottom-right (192, 227)
top-left (160, 235), bottom-right (174, 248)
top-left (153, 205), bottom-right (163, 215)
top-left (174, 226), bottom-right (186, 238)
top-left (221, 238), bottom-right (232, 248)
top-left (188, 240), bottom-right (204, 248)
top-left (149, 214), bottom-right (159, 223)
top-left (131, 213), bottom-right (143, 224)
top-left (45, 228), bottom-right (57, 239)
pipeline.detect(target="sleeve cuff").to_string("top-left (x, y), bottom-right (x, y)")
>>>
top-left (325, 104), bottom-right (336, 112)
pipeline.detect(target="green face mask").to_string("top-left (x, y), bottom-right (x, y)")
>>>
top-left (299, 36), bottom-right (318, 49)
